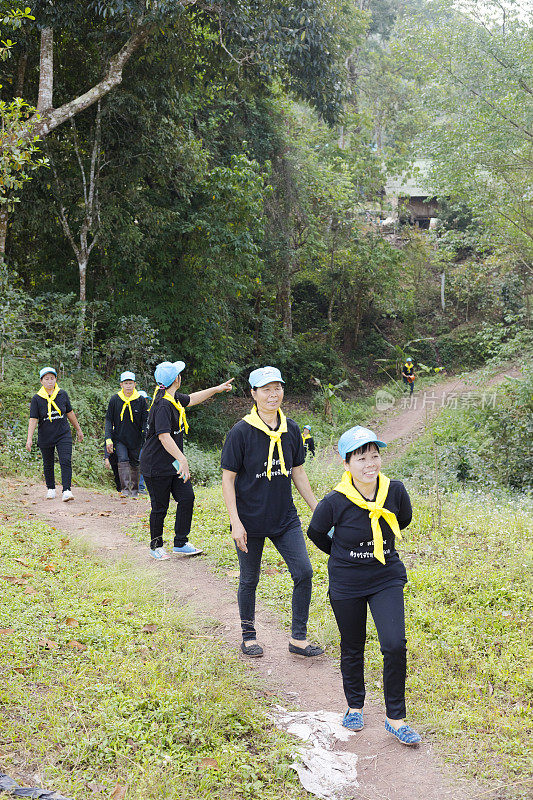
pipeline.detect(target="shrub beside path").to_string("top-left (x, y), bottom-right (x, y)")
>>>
top-left (13, 480), bottom-right (476, 800)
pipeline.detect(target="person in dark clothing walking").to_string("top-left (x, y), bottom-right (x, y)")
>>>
top-left (140, 360), bottom-right (233, 560)
top-left (26, 367), bottom-right (84, 501)
top-left (401, 357), bottom-right (416, 395)
top-left (221, 365), bottom-right (324, 660)
top-left (302, 424), bottom-right (315, 458)
top-left (307, 425), bottom-right (421, 746)
top-left (105, 371), bottom-right (148, 498)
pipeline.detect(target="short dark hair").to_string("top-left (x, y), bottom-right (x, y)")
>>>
top-left (345, 442), bottom-right (380, 461)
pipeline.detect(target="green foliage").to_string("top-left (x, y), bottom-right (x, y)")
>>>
top-left (394, 369), bottom-right (533, 491)
top-left (397, 0), bottom-right (533, 262)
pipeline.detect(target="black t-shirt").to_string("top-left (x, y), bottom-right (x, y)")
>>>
top-left (307, 479), bottom-right (412, 599)
top-left (29, 389), bottom-right (72, 446)
top-left (303, 435), bottom-right (315, 457)
top-left (104, 393), bottom-right (148, 450)
top-left (139, 393), bottom-right (190, 477)
top-left (221, 416), bottom-right (305, 537)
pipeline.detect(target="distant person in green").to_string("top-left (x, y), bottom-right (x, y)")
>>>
top-left (105, 371), bottom-right (148, 498)
top-left (26, 367), bottom-right (84, 501)
top-left (302, 424), bottom-right (315, 458)
top-left (401, 358), bottom-right (416, 395)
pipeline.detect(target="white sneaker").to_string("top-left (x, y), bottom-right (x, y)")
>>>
top-left (46, 488), bottom-right (56, 500)
top-left (62, 490), bottom-right (74, 502)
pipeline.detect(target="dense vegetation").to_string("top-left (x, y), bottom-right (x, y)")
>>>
top-left (1, 0), bottom-right (531, 393)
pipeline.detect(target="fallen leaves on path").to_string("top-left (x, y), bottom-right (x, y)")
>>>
top-left (38, 638), bottom-right (57, 650)
top-left (0, 627), bottom-right (14, 635)
top-left (142, 623), bottom-right (158, 634)
top-left (65, 617), bottom-right (79, 627)
top-left (198, 757), bottom-right (219, 770)
top-left (109, 783), bottom-right (127, 799)
top-left (68, 640), bottom-right (87, 651)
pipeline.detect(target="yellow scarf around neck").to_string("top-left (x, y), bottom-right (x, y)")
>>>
top-left (37, 385), bottom-right (61, 422)
top-left (243, 405), bottom-right (289, 480)
top-left (163, 391), bottom-right (189, 434)
top-left (302, 431), bottom-right (311, 443)
top-left (117, 388), bottom-right (140, 422)
top-left (334, 471), bottom-right (402, 565)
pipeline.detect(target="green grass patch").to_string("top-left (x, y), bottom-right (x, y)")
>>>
top-left (0, 489), bottom-right (308, 800)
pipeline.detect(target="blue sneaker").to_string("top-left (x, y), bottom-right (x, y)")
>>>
top-left (172, 543), bottom-right (203, 556)
top-left (149, 546), bottom-right (170, 561)
top-left (385, 720), bottom-right (421, 745)
top-left (342, 709), bottom-right (364, 731)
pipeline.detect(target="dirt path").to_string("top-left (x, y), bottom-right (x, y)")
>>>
top-left (12, 482), bottom-right (476, 800)
top-left (372, 365), bottom-right (520, 454)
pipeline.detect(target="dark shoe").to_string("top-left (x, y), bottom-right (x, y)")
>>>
top-left (288, 642), bottom-right (324, 657)
top-left (240, 641), bottom-right (264, 658)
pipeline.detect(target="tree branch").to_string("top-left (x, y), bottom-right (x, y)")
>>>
top-left (31, 21), bottom-right (153, 138)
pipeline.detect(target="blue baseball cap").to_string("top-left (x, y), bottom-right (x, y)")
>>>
top-left (39, 367), bottom-right (57, 379)
top-left (338, 426), bottom-right (387, 461)
top-left (303, 424), bottom-right (311, 430)
top-left (172, 361), bottom-right (186, 375)
top-left (405, 356), bottom-right (413, 362)
top-left (154, 361), bottom-right (181, 388)
top-left (248, 366), bottom-right (285, 388)
top-left (120, 371), bottom-right (135, 382)
top-left (138, 390), bottom-right (148, 398)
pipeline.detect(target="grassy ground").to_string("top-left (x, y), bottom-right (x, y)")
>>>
top-left (0, 491), bottom-right (308, 800)
top-left (158, 475), bottom-right (532, 799)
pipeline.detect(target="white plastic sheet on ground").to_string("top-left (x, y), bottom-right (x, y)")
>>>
top-left (271, 707), bottom-right (358, 799)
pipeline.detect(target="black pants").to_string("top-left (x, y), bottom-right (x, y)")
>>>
top-left (402, 376), bottom-right (414, 395)
top-left (235, 526), bottom-right (313, 642)
top-left (144, 474), bottom-right (195, 550)
top-left (330, 584), bottom-right (407, 720)
top-left (39, 437), bottom-right (72, 491)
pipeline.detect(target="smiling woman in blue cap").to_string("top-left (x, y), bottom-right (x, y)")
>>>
top-left (306, 425), bottom-right (421, 747)
top-left (221, 366), bottom-right (324, 659)
top-left (140, 361), bottom-right (233, 560)
top-left (26, 367), bottom-right (84, 501)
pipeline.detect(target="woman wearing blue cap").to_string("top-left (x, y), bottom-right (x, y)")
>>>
top-left (104, 371), bottom-right (148, 498)
top-left (221, 366), bottom-right (323, 659)
top-left (140, 361), bottom-right (233, 560)
top-left (306, 425), bottom-right (421, 746)
top-left (26, 367), bottom-right (84, 501)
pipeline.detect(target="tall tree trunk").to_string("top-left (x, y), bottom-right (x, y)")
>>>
top-left (77, 259), bottom-right (87, 369)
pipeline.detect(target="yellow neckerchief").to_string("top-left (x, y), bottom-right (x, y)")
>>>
top-left (163, 391), bottom-right (189, 434)
top-left (117, 388), bottom-right (140, 422)
top-left (404, 363), bottom-right (414, 373)
top-left (302, 431), bottom-right (311, 442)
top-left (333, 471), bottom-right (402, 565)
top-left (37, 385), bottom-right (62, 422)
top-left (243, 405), bottom-right (289, 480)
top-left (149, 387), bottom-right (190, 434)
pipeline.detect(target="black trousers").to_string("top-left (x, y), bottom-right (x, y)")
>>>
top-left (330, 584), bottom-right (407, 720)
top-left (39, 437), bottom-right (72, 491)
top-left (144, 474), bottom-right (195, 549)
top-left (402, 376), bottom-right (414, 395)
